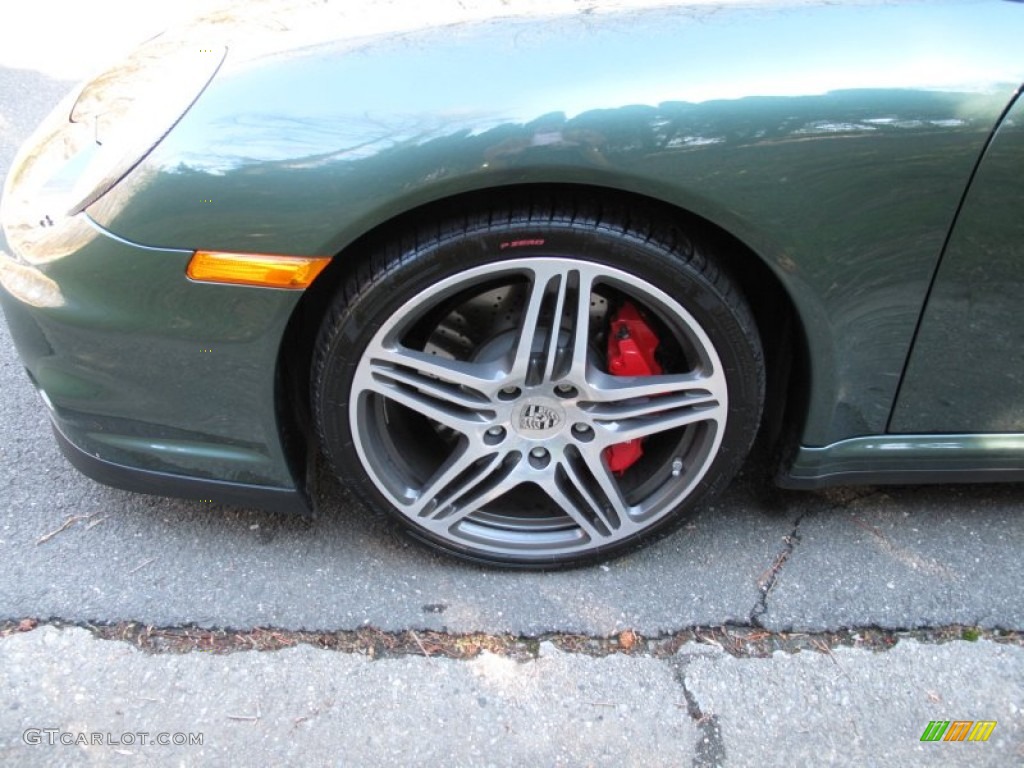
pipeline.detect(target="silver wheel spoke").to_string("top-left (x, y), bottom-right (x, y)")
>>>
top-left (421, 455), bottom-right (523, 529)
top-left (554, 449), bottom-right (631, 538)
top-left (594, 399), bottom-right (725, 445)
top-left (585, 370), bottom-right (726, 445)
top-left (411, 447), bottom-right (503, 519)
top-left (366, 356), bottom-right (493, 412)
top-left (587, 369), bottom-right (722, 404)
top-left (593, 391), bottom-right (718, 420)
top-left (539, 270), bottom-right (569, 385)
top-left (360, 369), bottom-right (491, 434)
top-left (369, 347), bottom-right (499, 395)
top-left (576, 446), bottom-right (634, 524)
top-left (508, 266), bottom-right (558, 382)
top-left (565, 270), bottom-right (596, 380)
top-left (546, 483), bottom-right (613, 543)
top-left (508, 265), bottom-right (594, 384)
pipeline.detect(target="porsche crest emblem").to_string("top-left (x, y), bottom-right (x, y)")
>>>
top-left (519, 404), bottom-right (563, 432)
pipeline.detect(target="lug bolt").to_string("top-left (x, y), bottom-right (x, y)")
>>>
top-left (528, 446), bottom-right (551, 469)
top-left (571, 423), bottom-right (594, 442)
top-left (554, 383), bottom-right (578, 398)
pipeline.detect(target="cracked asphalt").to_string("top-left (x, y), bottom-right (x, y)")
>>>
top-left (2, 2), bottom-right (1024, 765)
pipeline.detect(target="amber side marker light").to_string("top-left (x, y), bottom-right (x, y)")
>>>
top-left (187, 251), bottom-right (331, 289)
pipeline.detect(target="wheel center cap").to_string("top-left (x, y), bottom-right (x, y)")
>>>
top-left (513, 398), bottom-right (565, 437)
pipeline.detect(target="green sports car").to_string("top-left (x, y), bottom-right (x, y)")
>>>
top-left (1, 0), bottom-right (1022, 567)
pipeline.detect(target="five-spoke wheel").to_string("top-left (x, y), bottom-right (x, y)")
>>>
top-left (313, 199), bottom-right (763, 566)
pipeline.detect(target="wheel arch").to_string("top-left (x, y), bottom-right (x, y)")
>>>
top-left (275, 183), bottom-right (810, 497)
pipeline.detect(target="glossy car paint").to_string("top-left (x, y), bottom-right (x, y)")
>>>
top-left (787, 434), bottom-right (1024, 486)
top-left (87, 1), bottom-right (1024, 445)
top-left (1, 0), bottom-right (1023, 512)
top-left (0, 214), bottom-right (308, 508)
top-left (891, 94), bottom-right (1024, 434)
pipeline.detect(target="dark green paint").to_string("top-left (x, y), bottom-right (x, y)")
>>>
top-left (891, 94), bottom-right (1024, 433)
top-left (785, 434), bottom-right (1024, 487)
top-left (86, 1), bottom-right (1024, 447)
top-left (0, 217), bottom-right (301, 488)
top-left (3, 1), bottom-right (1024, 502)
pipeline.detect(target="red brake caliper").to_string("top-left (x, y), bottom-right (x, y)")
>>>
top-left (605, 302), bottom-right (662, 474)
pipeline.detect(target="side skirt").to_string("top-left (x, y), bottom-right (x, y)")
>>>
top-left (780, 434), bottom-right (1024, 489)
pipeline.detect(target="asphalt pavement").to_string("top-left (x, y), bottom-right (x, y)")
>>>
top-left (1, 2), bottom-right (1023, 766)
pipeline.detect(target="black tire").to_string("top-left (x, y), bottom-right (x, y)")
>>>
top-left (312, 193), bottom-right (764, 568)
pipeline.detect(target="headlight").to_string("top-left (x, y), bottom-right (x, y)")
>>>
top-left (65, 38), bottom-right (225, 214)
top-left (1, 36), bottom-right (224, 266)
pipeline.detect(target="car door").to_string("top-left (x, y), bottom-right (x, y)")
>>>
top-left (890, 91), bottom-right (1024, 434)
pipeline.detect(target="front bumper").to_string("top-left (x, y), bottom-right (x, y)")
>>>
top-left (0, 212), bottom-right (311, 513)
top-left (51, 419), bottom-right (308, 515)
top-left (0, 33), bottom-right (315, 513)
